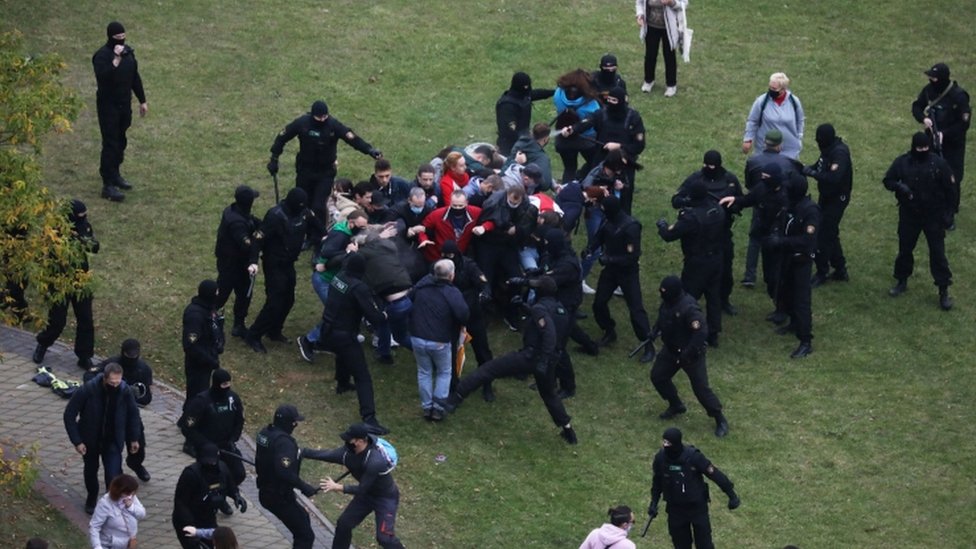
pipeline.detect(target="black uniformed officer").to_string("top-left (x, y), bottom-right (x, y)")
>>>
top-left (179, 368), bottom-right (246, 488)
top-left (658, 180), bottom-right (727, 347)
top-left (590, 54), bottom-right (628, 103)
top-left (311, 423), bottom-right (406, 549)
top-left (647, 427), bottom-right (740, 549)
top-left (496, 72), bottom-right (555, 155)
top-left (569, 87), bottom-right (646, 213)
top-left (672, 151), bottom-right (744, 315)
top-left (214, 185), bottom-right (261, 337)
top-left (88, 338), bottom-right (153, 481)
top-left (650, 276), bottom-right (729, 438)
top-left (446, 277), bottom-right (578, 444)
top-left (912, 63), bottom-right (970, 219)
top-left (33, 199), bottom-right (99, 369)
top-left (182, 280), bottom-right (224, 405)
top-left (767, 177), bottom-right (821, 358)
top-left (584, 196), bottom-right (654, 363)
top-left (883, 132), bottom-right (956, 310)
top-left (244, 187), bottom-right (325, 352)
top-left (92, 21), bottom-right (147, 202)
top-left (268, 100), bottom-right (381, 225)
top-left (320, 253), bottom-right (391, 434)
top-left (172, 443), bottom-right (245, 549)
top-left (255, 405), bottom-right (320, 549)
top-left (804, 124), bottom-right (853, 287)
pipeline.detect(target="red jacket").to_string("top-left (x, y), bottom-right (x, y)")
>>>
top-left (420, 205), bottom-right (482, 262)
top-left (440, 171), bottom-right (470, 206)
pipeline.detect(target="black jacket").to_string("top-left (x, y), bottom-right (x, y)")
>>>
top-left (322, 271), bottom-right (385, 333)
top-left (172, 461), bottom-right (238, 529)
top-left (255, 424), bottom-right (318, 497)
top-left (807, 138), bottom-right (853, 204)
top-left (591, 213), bottom-right (642, 269)
top-left (251, 203), bottom-right (322, 265)
top-left (659, 202), bottom-right (727, 258)
top-left (883, 151), bottom-right (956, 219)
top-left (304, 437), bottom-right (399, 499)
top-left (180, 388), bottom-right (245, 450)
top-left (182, 297), bottom-right (223, 371)
top-left (655, 293), bottom-right (707, 363)
top-left (651, 445), bottom-right (734, 508)
top-left (63, 374), bottom-right (141, 450)
top-left (270, 114), bottom-right (373, 171)
top-left (912, 82), bottom-right (971, 150)
top-left (215, 203), bottom-right (260, 262)
top-left (92, 43), bottom-right (146, 106)
top-left (409, 274), bottom-right (469, 343)
top-left (495, 88), bottom-right (555, 154)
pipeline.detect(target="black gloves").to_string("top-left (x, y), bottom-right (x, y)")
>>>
top-left (368, 148), bottom-right (383, 159)
top-left (894, 183), bottom-right (913, 201)
top-left (506, 277), bottom-right (527, 287)
top-left (301, 484), bottom-right (320, 497)
top-left (478, 290), bottom-right (492, 305)
top-left (234, 494), bottom-right (247, 513)
top-left (656, 218), bottom-right (669, 231)
top-left (802, 164), bottom-right (818, 177)
top-left (647, 501), bottom-right (659, 518)
top-left (728, 491), bottom-right (741, 510)
top-left (267, 156), bottom-right (279, 176)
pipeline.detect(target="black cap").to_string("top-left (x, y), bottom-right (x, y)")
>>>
top-left (600, 54), bottom-right (618, 68)
top-left (924, 63), bottom-right (950, 79)
top-left (106, 21), bottom-right (125, 38)
top-left (235, 185), bottom-right (260, 202)
top-left (523, 163), bottom-right (543, 181)
top-left (311, 100), bottom-right (329, 117)
top-left (274, 404), bottom-right (305, 423)
top-left (339, 423), bottom-right (371, 442)
top-left (121, 338), bottom-right (140, 359)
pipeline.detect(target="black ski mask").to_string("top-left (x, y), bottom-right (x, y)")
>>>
top-left (815, 124), bottom-right (836, 153)
top-left (273, 404), bottom-right (304, 435)
top-left (607, 87), bottom-right (627, 119)
top-left (601, 195), bottom-right (623, 222)
top-left (663, 427), bottom-right (683, 459)
top-left (283, 187), bottom-right (307, 216)
top-left (787, 176), bottom-right (808, 206)
top-left (702, 150), bottom-right (724, 180)
top-left (659, 275), bottom-right (684, 306)
top-left (197, 279), bottom-right (219, 308)
top-left (210, 368), bottom-right (231, 400)
top-left (598, 54), bottom-right (618, 86)
top-left (911, 132), bottom-right (930, 162)
top-left (198, 443), bottom-right (221, 476)
top-left (119, 338), bottom-right (140, 369)
top-left (106, 21), bottom-right (125, 47)
top-left (510, 72), bottom-right (532, 98)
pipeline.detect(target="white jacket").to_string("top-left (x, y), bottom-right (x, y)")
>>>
top-left (636, 0), bottom-right (688, 50)
top-left (89, 493), bottom-right (145, 549)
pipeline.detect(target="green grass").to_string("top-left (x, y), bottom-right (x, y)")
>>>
top-left (3, 0), bottom-right (976, 547)
top-left (0, 482), bottom-right (87, 548)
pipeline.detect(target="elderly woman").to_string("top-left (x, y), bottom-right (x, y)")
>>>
top-left (89, 474), bottom-right (145, 549)
top-left (553, 69), bottom-right (604, 183)
top-left (742, 71), bottom-right (805, 159)
top-left (636, 0), bottom-right (688, 97)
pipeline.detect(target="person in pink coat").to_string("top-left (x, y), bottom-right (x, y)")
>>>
top-left (579, 505), bottom-right (637, 549)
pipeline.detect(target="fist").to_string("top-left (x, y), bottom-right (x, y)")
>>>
top-left (369, 148), bottom-right (383, 159)
top-left (656, 219), bottom-right (669, 231)
top-left (266, 157), bottom-right (279, 176)
top-left (728, 494), bottom-right (741, 510)
top-left (113, 44), bottom-right (125, 56)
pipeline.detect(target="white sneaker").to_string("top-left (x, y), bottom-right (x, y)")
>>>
top-left (664, 86), bottom-right (677, 97)
top-left (613, 286), bottom-right (624, 297)
top-left (582, 281), bottom-right (596, 295)
top-left (641, 81), bottom-right (655, 93)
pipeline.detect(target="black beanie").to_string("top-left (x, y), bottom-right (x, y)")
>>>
top-left (510, 72), bottom-right (532, 93)
top-left (284, 187), bottom-right (308, 214)
top-left (311, 100), bottom-right (329, 117)
top-left (912, 131), bottom-right (931, 150)
top-left (663, 427), bottom-right (683, 458)
top-left (659, 275), bottom-right (683, 305)
top-left (344, 252), bottom-right (366, 279)
top-left (703, 150), bottom-right (722, 167)
top-left (211, 368), bottom-right (231, 389)
top-left (197, 279), bottom-right (218, 304)
top-left (69, 199), bottom-right (87, 223)
top-left (106, 21), bottom-right (125, 39)
top-left (608, 86), bottom-right (627, 104)
top-left (121, 338), bottom-right (141, 358)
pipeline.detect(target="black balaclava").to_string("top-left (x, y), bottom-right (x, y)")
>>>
top-left (343, 252), bottom-right (366, 279)
top-left (510, 72), bottom-right (532, 97)
top-left (687, 179), bottom-right (708, 205)
top-left (607, 86), bottom-right (627, 119)
top-left (787, 175), bottom-right (808, 206)
top-left (911, 131), bottom-right (930, 161)
top-left (106, 21), bottom-right (125, 46)
top-left (197, 279), bottom-right (218, 308)
top-left (598, 54), bottom-right (618, 86)
top-left (663, 427), bottom-right (684, 459)
top-left (927, 64), bottom-right (951, 93)
top-left (764, 163), bottom-right (785, 192)
top-left (601, 195), bottom-right (623, 222)
top-left (234, 185), bottom-right (258, 214)
top-left (659, 275), bottom-right (684, 306)
top-left (702, 150), bottom-right (724, 179)
top-left (544, 228), bottom-right (567, 261)
top-left (198, 443), bottom-right (221, 476)
top-left (210, 368), bottom-right (231, 400)
top-left (283, 187), bottom-right (307, 216)
top-left (68, 199), bottom-right (88, 231)
top-left (815, 124), bottom-right (836, 153)
top-left (119, 338), bottom-right (140, 369)
top-left (441, 239), bottom-right (462, 271)
top-left (311, 100), bottom-right (329, 117)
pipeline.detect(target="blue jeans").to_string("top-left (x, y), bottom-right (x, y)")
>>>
top-left (411, 337), bottom-right (452, 411)
top-left (307, 272), bottom-right (331, 343)
top-left (375, 296), bottom-right (413, 357)
top-left (519, 247), bottom-right (539, 271)
top-left (582, 207), bottom-right (604, 279)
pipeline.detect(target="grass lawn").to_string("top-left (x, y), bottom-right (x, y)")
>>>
top-left (3, 0), bottom-right (975, 547)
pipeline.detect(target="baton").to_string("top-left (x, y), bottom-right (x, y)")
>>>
top-left (218, 449), bottom-right (255, 466)
top-left (246, 273), bottom-right (256, 298)
top-left (641, 515), bottom-right (655, 537)
top-left (628, 338), bottom-right (654, 359)
top-left (272, 173), bottom-right (280, 203)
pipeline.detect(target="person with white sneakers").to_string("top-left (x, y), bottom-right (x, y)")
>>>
top-left (636, 0), bottom-right (688, 97)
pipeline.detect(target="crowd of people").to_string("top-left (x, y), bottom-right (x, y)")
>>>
top-left (15, 11), bottom-right (968, 549)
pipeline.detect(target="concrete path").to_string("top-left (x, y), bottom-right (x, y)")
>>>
top-left (0, 325), bottom-right (340, 548)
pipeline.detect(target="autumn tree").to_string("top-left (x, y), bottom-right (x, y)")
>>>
top-left (1, 30), bottom-right (85, 325)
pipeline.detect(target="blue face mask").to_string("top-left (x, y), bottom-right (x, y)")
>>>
top-left (410, 205), bottom-right (424, 214)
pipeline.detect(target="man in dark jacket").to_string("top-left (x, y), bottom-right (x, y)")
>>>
top-left (507, 123), bottom-right (554, 187)
top-left (805, 124), bottom-right (853, 287)
top-left (88, 338), bottom-right (153, 481)
top-left (267, 100), bottom-right (381, 224)
top-left (393, 187), bottom-right (435, 282)
top-left (33, 199), bottom-right (99, 369)
top-left (647, 427), bottom-right (740, 549)
top-left (371, 158), bottom-right (413, 206)
top-left (214, 185), bottom-right (261, 337)
top-left (182, 280), bottom-right (224, 405)
top-left (172, 443), bottom-right (244, 549)
top-left (359, 230), bottom-right (415, 364)
top-left (320, 253), bottom-right (391, 434)
top-left (92, 21), bottom-right (147, 202)
top-left (63, 363), bottom-right (142, 514)
top-left (912, 62), bottom-right (970, 221)
top-left (884, 132), bottom-right (957, 310)
top-left (496, 72), bottom-right (554, 155)
top-left (179, 368), bottom-right (246, 488)
top-left (313, 423), bottom-right (405, 549)
top-left (244, 187), bottom-right (325, 353)
top-left (649, 277), bottom-right (730, 438)
top-left (409, 259), bottom-right (469, 421)
top-left (255, 405), bottom-right (321, 549)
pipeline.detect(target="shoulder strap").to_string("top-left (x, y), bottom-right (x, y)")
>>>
top-left (924, 81), bottom-right (956, 116)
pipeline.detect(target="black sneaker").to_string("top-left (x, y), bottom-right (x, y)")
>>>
top-left (429, 409), bottom-right (444, 422)
top-left (888, 281), bottom-right (908, 297)
top-left (790, 342), bottom-right (813, 359)
top-left (32, 344), bottom-right (47, 364)
top-left (740, 278), bottom-right (755, 288)
top-left (443, 392), bottom-right (462, 413)
top-left (598, 329), bottom-right (617, 347)
top-left (658, 404), bottom-right (687, 420)
top-left (556, 388), bottom-right (575, 400)
top-left (297, 336), bottom-right (314, 364)
top-left (810, 274), bottom-right (828, 288)
top-left (939, 292), bottom-right (954, 311)
top-left (77, 357), bottom-right (93, 369)
top-left (482, 384), bottom-right (496, 402)
top-left (131, 465), bottom-right (151, 482)
top-left (101, 185), bottom-right (125, 202)
top-left (765, 311), bottom-right (788, 324)
top-left (244, 336), bottom-right (267, 353)
top-left (85, 500), bottom-right (96, 515)
top-left (722, 302), bottom-right (738, 316)
top-left (114, 177), bottom-right (133, 190)
top-left (364, 416), bottom-right (390, 435)
top-left (830, 269), bottom-right (849, 282)
top-left (231, 324), bottom-right (247, 338)
top-left (560, 425), bottom-right (578, 445)
top-left (715, 417), bottom-right (730, 438)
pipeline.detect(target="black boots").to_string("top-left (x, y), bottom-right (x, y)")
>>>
top-left (101, 185), bottom-right (125, 202)
top-left (658, 404), bottom-right (687, 420)
top-left (939, 287), bottom-right (953, 311)
top-left (598, 329), bottom-right (617, 347)
top-left (714, 415), bottom-right (730, 438)
top-left (32, 344), bottom-right (47, 364)
top-left (888, 280), bottom-right (908, 297)
top-left (791, 341), bottom-right (813, 359)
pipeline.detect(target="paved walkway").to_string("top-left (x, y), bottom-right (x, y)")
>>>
top-left (0, 325), bottom-right (339, 548)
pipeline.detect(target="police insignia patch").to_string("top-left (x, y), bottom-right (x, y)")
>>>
top-left (186, 417), bottom-right (196, 427)
top-left (806, 225), bottom-right (816, 234)
top-left (244, 237), bottom-right (251, 245)
top-left (691, 320), bottom-right (701, 330)
top-left (281, 457), bottom-right (291, 468)
top-left (830, 163), bottom-right (839, 171)
top-left (508, 121), bottom-right (517, 131)
top-left (188, 333), bottom-right (199, 343)
top-left (637, 132), bottom-right (645, 142)
top-left (537, 317), bottom-right (546, 329)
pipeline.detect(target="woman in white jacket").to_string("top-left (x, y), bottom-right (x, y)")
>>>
top-left (89, 473), bottom-right (145, 549)
top-left (635, 0), bottom-right (688, 97)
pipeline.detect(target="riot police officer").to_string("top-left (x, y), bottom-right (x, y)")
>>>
top-left (649, 276), bottom-right (729, 438)
top-left (179, 368), bottom-right (246, 487)
top-left (214, 185), bottom-right (261, 337)
top-left (182, 280), bottom-right (224, 405)
top-left (172, 443), bottom-right (245, 549)
top-left (883, 132), bottom-right (956, 310)
top-left (647, 427), bottom-right (740, 549)
top-left (658, 180), bottom-right (727, 347)
top-left (804, 124), bottom-right (852, 287)
top-left (255, 405), bottom-right (321, 549)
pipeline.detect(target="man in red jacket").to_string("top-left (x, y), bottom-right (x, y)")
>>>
top-left (419, 190), bottom-right (482, 262)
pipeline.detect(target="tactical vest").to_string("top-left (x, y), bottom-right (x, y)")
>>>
top-left (661, 446), bottom-right (708, 505)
